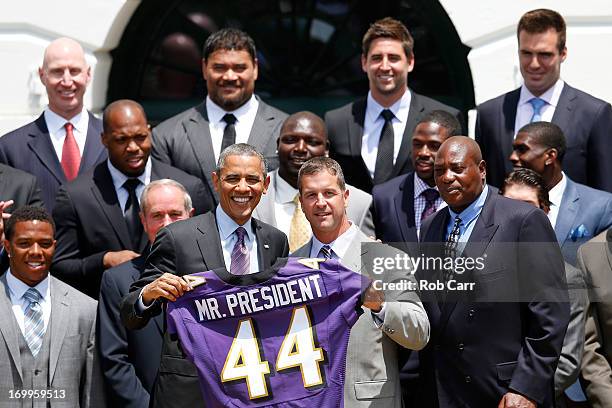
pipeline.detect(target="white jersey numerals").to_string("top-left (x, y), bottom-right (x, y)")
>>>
top-left (220, 306), bottom-right (325, 399)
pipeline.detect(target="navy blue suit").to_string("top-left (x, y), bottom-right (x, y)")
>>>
top-left (418, 188), bottom-right (570, 407)
top-left (0, 112), bottom-right (106, 210)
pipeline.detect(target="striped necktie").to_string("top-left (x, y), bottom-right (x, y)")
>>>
top-left (230, 227), bottom-right (250, 275)
top-left (23, 288), bottom-right (44, 357)
top-left (319, 245), bottom-right (332, 260)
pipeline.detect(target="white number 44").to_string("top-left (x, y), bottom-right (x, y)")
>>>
top-left (221, 305), bottom-right (324, 399)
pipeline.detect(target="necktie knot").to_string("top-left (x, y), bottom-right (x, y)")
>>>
top-left (64, 122), bottom-right (74, 133)
top-left (380, 109), bottom-right (395, 122)
top-left (319, 245), bottom-right (332, 260)
top-left (123, 178), bottom-right (141, 193)
top-left (223, 113), bottom-right (237, 125)
top-left (292, 193), bottom-right (300, 205)
top-left (422, 188), bottom-right (439, 204)
top-left (528, 98), bottom-right (546, 122)
top-left (235, 227), bottom-right (247, 245)
top-left (23, 288), bottom-right (42, 304)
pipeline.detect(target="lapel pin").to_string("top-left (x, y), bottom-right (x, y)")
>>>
top-left (264, 244), bottom-right (270, 249)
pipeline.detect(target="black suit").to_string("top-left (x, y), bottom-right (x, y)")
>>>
top-left (97, 253), bottom-right (162, 408)
top-left (475, 84), bottom-right (612, 192)
top-left (0, 163), bottom-right (45, 272)
top-left (151, 98), bottom-right (288, 205)
top-left (325, 93), bottom-right (463, 193)
top-left (0, 111), bottom-right (106, 210)
top-left (51, 158), bottom-right (214, 298)
top-left (418, 188), bottom-right (570, 407)
top-left (120, 211), bottom-right (289, 408)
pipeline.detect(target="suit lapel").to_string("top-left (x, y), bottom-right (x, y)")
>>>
top-left (396, 173), bottom-right (418, 242)
top-left (49, 277), bottom-right (69, 383)
top-left (393, 94), bottom-right (423, 176)
top-left (551, 84), bottom-right (576, 136)
top-left (348, 99), bottom-right (366, 162)
top-left (500, 89), bottom-right (521, 173)
top-left (255, 172), bottom-right (278, 227)
top-left (253, 218), bottom-right (275, 269)
top-left (79, 112), bottom-right (105, 173)
top-left (184, 104), bottom-right (217, 194)
top-left (555, 179), bottom-right (579, 245)
top-left (27, 114), bottom-right (66, 184)
top-left (91, 163), bottom-right (133, 249)
top-left (0, 275), bottom-right (23, 380)
top-left (340, 231), bottom-right (369, 273)
top-left (195, 212), bottom-right (226, 271)
top-left (247, 100), bottom-right (277, 152)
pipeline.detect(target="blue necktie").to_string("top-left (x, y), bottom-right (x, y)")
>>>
top-left (23, 288), bottom-right (44, 356)
top-left (529, 98), bottom-right (546, 122)
top-left (230, 227), bottom-right (250, 275)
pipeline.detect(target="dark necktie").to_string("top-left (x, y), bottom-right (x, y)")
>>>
top-left (421, 189), bottom-right (440, 221)
top-left (123, 178), bottom-right (143, 249)
top-left (230, 227), bottom-right (250, 275)
top-left (23, 288), bottom-right (44, 357)
top-left (319, 245), bottom-right (332, 260)
top-left (374, 109), bottom-right (395, 184)
top-left (61, 122), bottom-right (81, 181)
top-left (221, 113), bottom-right (237, 154)
top-left (443, 216), bottom-right (462, 282)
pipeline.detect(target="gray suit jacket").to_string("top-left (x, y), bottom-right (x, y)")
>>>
top-left (293, 229), bottom-right (430, 407)
top-left (555, 177), bottom-right (612, 265)
top-left (578, 229), bottom-right (612, 408)
top-left (151, 98), bottom-right (288, 204)
top-left (253, 170), bottom-right (375, 238)
top-left (0, 274), bottom-right (104, 407)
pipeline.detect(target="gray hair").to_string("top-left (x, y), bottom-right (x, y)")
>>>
top-left (298, 157), bottom-right (346, 193)
top-left (140, 179), bottom-right (193, 214)
top-left (216, 143), bottom-right (267, 175)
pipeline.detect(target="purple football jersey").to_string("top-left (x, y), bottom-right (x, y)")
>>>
top-left (166, 257), bottom-right (367, 408)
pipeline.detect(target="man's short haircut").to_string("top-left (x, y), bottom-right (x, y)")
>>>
top-left (298, 157), bottom-right (346, 193)
top-left (140, 179), bottom-right (193, 214)
top-left (518, 121), bottom-right (567, 163)
top-left (517, 9), bottom-right (566, 53)
top-left (362, 17), bottom-right (414, 59)
top-left (501, 167), bottom-right (551, 210)
top-left (5, 206), bottom-right (55, 241)
top-left (102, 99), bottom-right (146, 133)
top-left (417, 110), bottom-right (462, 136)
top-left (216, 143), bottom-right (267, 176)
top-left (203, 28), bottom-right (256, 62)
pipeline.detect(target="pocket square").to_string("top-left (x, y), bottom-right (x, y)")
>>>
top-left (569, 224), bottom-right (590, 242)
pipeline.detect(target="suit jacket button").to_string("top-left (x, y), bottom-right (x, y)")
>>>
top-left (384, 326), bottom-right (395, 334)
top-left (465, 375), bottom-right (471, 383)
top-left (468, 309), bottom-right (475, 318)
top-left (34, 369), bottom-right (41, 375)
top-left (457, 343), bottom-right (464, 351)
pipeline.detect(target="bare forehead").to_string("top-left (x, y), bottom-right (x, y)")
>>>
top-left (436, 141), bottom-right (478, 164)
top-left (43, 39), bottom-right (87, 67)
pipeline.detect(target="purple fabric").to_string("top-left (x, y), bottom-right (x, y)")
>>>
top-left (420, 188), bottom-right (439, 221)
top-left (167, 258), bottom-right (367, 407)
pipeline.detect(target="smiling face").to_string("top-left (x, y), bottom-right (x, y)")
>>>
top-left (4, 220), bottom-right (55, 286)
top-left (518, 28), bottom-right (566, 97)
top-left (361, 38), bottom-right (414, 106)
top-left (299, 170), bottom-right (350, 243)
top-left (212, 154), bottom-right (269, 225)
top-left (39, 38), bottom-right (91, 120)
top-left (434, 138), bottom-right (486, 213)
top-left (203, 49), bottom-right (258, 111)
top-left (411, 122), bottom-right (451, 186)
top-left (102, 105), bottom-right (152, 177)
top-left (509, 132), bottom-right (551, 175)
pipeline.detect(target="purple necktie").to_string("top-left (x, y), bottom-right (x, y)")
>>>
top-left (421, 188), bottom-right (439, 221)
top-left (230, 227), bottom-right (250, 275)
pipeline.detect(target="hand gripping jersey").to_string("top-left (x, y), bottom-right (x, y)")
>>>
top-left (167, 257), bottom-right (367, 408)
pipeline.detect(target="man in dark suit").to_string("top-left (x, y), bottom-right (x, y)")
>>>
top-left (121, 143), bottom-right (289, 408)
top-left (52, 100), bottom-right (213, 298)
top-left (509, 122), bottom-right (612, 265)
top-left (152, 28), bottom-right (288, 204)
top-left (98, 179), bottom-right (194, 408)
top-left (418, 136), bottom-right (569, 407)
top-left (475, 9), bottom-right (612, 192)
top-left (372, 110), bottom-right (460, 247)
top-left (0, 38), bottom-right (107, 210)
top-left (325, 17), bottom-right (463, 194)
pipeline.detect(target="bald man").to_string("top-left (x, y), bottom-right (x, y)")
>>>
top-left (0, 37), bottom-right (107, 211)
top-left (253, 111), bottom-right (374, 252)
top-left (52, 99), bottom-right (213, 298)
top-left (417, 136), bottom-right (569, 408)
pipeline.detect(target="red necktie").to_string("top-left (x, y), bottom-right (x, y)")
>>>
top-left (61, 122), bottom-right (81, 181)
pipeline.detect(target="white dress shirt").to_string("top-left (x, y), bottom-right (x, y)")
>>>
top-left (6, 270), bottom-right (51, 337)
top-left (547, 172), bottom-right (567, 229)
top-left (107, 159), bottom-right (152, 213)
top-left (271, 170), bottom-right (309, 236)
top-left (216, 205), bottom-right (260, 275)
top-left (206, 95), bottom-right (259, 163)
top-left (362, 90), bottom-right (412, 178)
top-left (44, 107), bottom-right (89, 161)
top-left (514, 79), bottom-right (565, 138)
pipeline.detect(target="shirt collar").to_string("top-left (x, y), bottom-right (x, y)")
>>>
top-left (206, 94), bottom-right (259, 125)
top-left (414, 174), bottom-right (438, 198)
top-left (107, 158), bottom-right (152, 193)
top-left (448, 185), bottom-right (489, 227)
top-left (215, 204), bottom-right (255, 242)
top-left (519, 79), bottom-right (565, 108)
top-left (274, 169), bottom-right (298, 204)
top-left (311, 222), bottom-right (358, 259)
top-left (44, 106), bottom-right (88, 134)
top-left (6, 269), bottom-right (50, 303)
top-left (365, 89), bottom-right (412, 124)
top-left (548, 172), bottom-right (567, 208)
